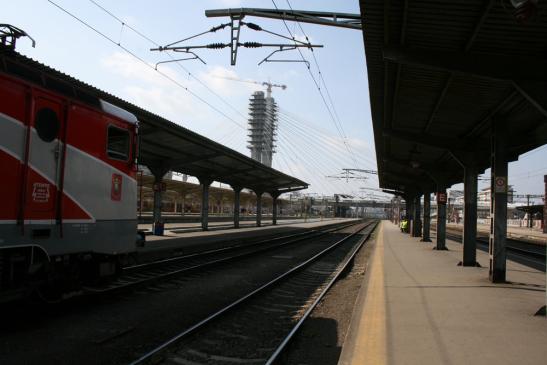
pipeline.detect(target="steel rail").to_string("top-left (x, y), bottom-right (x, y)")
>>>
top-left (85, 220), bottom-right (362, 294)
top-left (128, 220), bottom-right (377, 365)
top-left (443, 232), bottom-right (546, 260)
top-left (265, 220), bottom-right (378, 364)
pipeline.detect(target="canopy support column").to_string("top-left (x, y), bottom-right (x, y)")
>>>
top-left (271, 191), bottom-right (280, 225)
top-left (148, 166), bottom-right (169, 236)
top-left (255, 190), bottom-right (263, 227)
top-left (435, 189), bottom-right (448, 250)
top-left (462, 165), bottom-right (479, 266)
top-left (421, 192), bottom-right (432, 242)
top-left (232, 185), bottom-right (242, 229)
top-left (412, 194), bottom-right (422, 237)
top-left (489, 121), bottom-right (508, 283)
top-left (199, 178), bottom-right (212, 231)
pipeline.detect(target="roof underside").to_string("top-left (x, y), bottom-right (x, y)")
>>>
top-left (0, 47), bottom-right (308, 194)
top-left (360, 0), bottom-right (547, 195)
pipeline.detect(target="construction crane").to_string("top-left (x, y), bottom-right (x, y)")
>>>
top-left (213, 75), bottom-right (286, 98)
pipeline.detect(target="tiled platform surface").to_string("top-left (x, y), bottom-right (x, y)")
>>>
top-left (339, 221), bottom-right (547, 365)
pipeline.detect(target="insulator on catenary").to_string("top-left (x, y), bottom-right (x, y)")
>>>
top-left (210, 23), bottom-right (228, 32)
top-left (206, 43), bottom-right (228, 49)
top-left (241, 42), bottom-right (262, 48)
top-left (245, 22), bottom-right (262, 31)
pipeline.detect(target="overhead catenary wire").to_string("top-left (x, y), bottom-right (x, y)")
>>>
top-left (275, 132), bottom-right (338, 192)
top-left (277, 123), bottom-right (379, 193)
top-left (52, 0), bottom-right (374, 194)
top-left (87, 0), bottom-right (370, 188)
top-left (284, 0), bottom-right (349, 139)
top-left (87, 0), bottom-right (251, 129)
top-left (270, 0), bottom-right (360, 167)
top-left (277, 109), bottom-right (378, 170)
top-left (276, 120), bottom-right (387, 197)
top-left (275, 120), bottom-right (366, 193)
top-left (276, 111), bottom-right (379, 175)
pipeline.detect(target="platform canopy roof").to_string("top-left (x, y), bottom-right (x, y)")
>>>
top-left (360, 0), bottom-right (547, 196)
top-left (0, 46), bottom-right (308, 195)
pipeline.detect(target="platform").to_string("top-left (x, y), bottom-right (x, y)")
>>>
top-left (137, 217), bottom-right (326, 235)
top-left (135, 218), bottom-right (358, 263)
top-left (339, 221), bottom-right (547, 365)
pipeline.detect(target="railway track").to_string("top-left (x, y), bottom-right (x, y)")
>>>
top-left (432, 227), bottom-right (546, 271)
top-left (128, 220), bottom-right (378, 365)
top-left (84, 220), bottom-right (362, 295)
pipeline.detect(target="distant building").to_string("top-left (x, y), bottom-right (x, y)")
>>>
top-left (479, 186), bottom-right (515, 204)
top-left (247, 91), bottom-right (278, 167)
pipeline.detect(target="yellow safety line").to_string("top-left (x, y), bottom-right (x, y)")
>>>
top-left (349, 222), bottom-right (387, 365)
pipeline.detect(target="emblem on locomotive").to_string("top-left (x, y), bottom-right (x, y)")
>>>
top-left (111, 173), bottom-right (123, 201)
top-left (32, 182), bottom-right (50, 203)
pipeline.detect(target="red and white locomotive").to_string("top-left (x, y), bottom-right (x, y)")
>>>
top-left (0, 48), bottom-right (139, 300)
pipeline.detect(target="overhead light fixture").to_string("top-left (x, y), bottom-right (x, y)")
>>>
top-left (510, 0), bottom-right (538, 23)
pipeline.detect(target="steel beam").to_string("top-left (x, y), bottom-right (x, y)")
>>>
top-left (384, 128), bottom-right (488, 152)
top-left (421, 192), bottom-right (432, 242)
top-left (489, 120), bottom-right (508, 283)
top-left (168, 152), bottom-right (222, 168)
top-left (513, 81), bottom-right (547, 118)
top-left (424, 74), bottom-right (452, 133)
top-left (205, 8), bottom-right (362, 29)
top-left (383, 46), bottom-right (547, 82)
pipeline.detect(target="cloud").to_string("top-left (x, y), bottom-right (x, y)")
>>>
top-left (101, 51), bottom-right (180, 88)
top-left (197, 66), bottom-right (258, 96)
top-left (100, 52), bottom-right (247, 135)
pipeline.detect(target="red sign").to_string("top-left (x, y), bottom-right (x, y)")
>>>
top-left (111, 174), bottom-right (122, 201)
top-left (437, 192), bottom-right (447, 205)
top-left (494, 176), bottom-right (507, 193)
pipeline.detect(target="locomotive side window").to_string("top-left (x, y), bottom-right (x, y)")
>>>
top-left (35, 107), bottom-right (60, 142)
top-left (107, 125), bottom-right (130, 161)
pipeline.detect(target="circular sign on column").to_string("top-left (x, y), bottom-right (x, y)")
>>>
top-left (494, 176), bottom-right (507, 193)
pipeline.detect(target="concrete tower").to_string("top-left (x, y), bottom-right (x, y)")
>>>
top-left (247, 90), bottom-right (278, 167)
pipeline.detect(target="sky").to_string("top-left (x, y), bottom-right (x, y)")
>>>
top-left (3, 0), bottom-right (546, 203)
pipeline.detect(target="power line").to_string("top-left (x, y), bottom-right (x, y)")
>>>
top-left (87, 0), bottom-right (252, 129)
top-left (277, 109), bottom-right (378, 169)
top-left (285, 0), bottom-right (348, 137)
top-left (271, 0), bottom-right (359, 166)
top-left (276, 111), bottom-right (379, 174)
top-left (48, 0), bottom-right (247, 130)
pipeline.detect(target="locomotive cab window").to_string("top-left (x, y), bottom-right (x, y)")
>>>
top-left (107, 125), bottom-right (130, 161)
top-left (35, 107), bottom-right (60, 142)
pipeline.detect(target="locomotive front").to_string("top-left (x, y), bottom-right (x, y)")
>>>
top-left (0, 68), bottom-right (139, 301)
